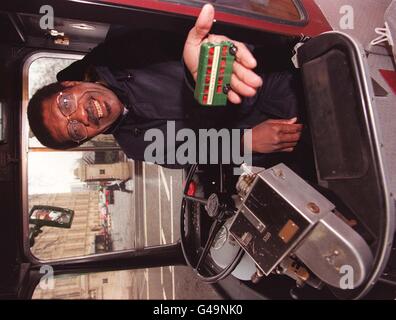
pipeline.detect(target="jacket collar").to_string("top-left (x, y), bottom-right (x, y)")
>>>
top-left (93, 66), bottom-right (132, 134)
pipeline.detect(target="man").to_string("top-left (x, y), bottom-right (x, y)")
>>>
top-left (27, 4), bottom-right (302, 167)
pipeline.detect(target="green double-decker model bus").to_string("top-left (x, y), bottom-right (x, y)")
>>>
top-left (194, 41), bottom-right (237, 106)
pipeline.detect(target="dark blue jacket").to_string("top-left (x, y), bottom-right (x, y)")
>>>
top-left (57, 30), bottom-right (299, 167)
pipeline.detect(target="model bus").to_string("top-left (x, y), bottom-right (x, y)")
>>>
top-left (194, 41), bottom-right (237, 106)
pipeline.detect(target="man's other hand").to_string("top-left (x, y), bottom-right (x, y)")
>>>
top-left (183, 4), bottom-right (263, 104)
top-left (243, 118), bottom-right (303, 153)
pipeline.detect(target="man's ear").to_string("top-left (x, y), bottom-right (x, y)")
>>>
top-left (60, 81), bottom-right (81, 87)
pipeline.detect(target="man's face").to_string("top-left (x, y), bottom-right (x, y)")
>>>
top-left (42, 81), bottom-right (124, 145)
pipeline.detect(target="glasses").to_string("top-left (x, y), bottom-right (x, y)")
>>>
top-left (57, 92), bottom-right (88, 143)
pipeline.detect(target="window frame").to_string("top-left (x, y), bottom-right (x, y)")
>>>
top-left (159, 0), bottom-right (308, 26)
top-left (21, 51), bottom-right (184, 267)
top-left (95, 0), bottom-right (332, 37)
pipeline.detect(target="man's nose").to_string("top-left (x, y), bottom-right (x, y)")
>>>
top-left (71, 102), bottom-right (90, 126)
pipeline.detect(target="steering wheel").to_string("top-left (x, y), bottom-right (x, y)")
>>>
top-left (180, 164), bottom-right (244, 283)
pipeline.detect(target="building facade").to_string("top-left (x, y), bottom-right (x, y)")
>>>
top-left (30, 191), bottom-right (138, 299)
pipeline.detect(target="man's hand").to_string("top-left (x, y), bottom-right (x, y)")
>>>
top-left (243, 118), bottom-right (303, 153)
top-left (183, 4), bottom-right (263, 104)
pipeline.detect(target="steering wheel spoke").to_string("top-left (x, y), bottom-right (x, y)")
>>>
top-left (183, 195), bottom-right (208, 205)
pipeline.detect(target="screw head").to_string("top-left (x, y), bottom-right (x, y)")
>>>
top-left (223, 84), bottom-right (231, 94)
top-left (229, 44), bottom-right (238, 56)
top-left (307, 202), bottom-right (320, 214)
top-left (273, 168), bottom-right (285, 179)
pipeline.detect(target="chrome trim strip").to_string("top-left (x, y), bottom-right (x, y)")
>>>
top-left (322, 31), bottom-right (395, 299)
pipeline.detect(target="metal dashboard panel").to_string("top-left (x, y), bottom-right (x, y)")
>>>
top-left (294, 212), bottom-right (374, 288)
top-left (230, 163), bottom-right (336, 275)
top-left (257, 164), bottom-right (335, 222)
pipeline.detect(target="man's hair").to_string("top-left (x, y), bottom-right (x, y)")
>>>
top-left (27, 82), bottom-right (79, 150)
